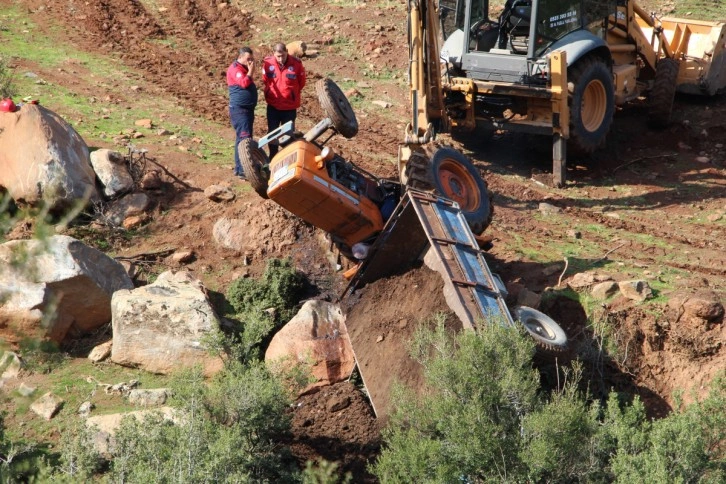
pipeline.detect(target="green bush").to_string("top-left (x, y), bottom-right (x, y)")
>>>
top-left (108, 362), bottom-right (299, 482)
top-left (373, 316), bottom-right (726, 483)
top-left (373, 316), bottom-right (540, 482)
top-left (225, 258), bottom-right (306, 361)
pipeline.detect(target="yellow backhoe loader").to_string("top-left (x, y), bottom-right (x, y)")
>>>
top-left (403, 0), bottom-right (726, 186)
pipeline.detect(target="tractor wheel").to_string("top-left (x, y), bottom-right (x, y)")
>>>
top-left (316, 78), bottom-right (358, 139)
top-left (648, 58), bottom-right (680, 129)
top-left (513, 306), bottom-right (569, 352)
top-left (405, 147), bottom-right (493, 234)
top-left (568, 56), bottom-right (615, 153)
top-left (239, 138), bottom-right (270, 199)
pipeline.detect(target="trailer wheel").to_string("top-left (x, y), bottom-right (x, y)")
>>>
top-left (568, 56), bottom-right (615, 153)
top-left (239, 138), bottom-right (270, 199)
top-left (648, 58), bottom-right (680, 129)
top-left (513, 306), bottom-right (568, 352)
top-left (316, 78), bottom-right (359, 139)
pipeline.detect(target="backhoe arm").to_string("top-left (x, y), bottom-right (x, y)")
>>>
top-left (405, 0), bottom-right (448, 146)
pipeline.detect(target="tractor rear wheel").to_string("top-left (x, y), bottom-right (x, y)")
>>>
top-left (405, 147), bottom-right (493, 235)
top-left (648, 58), bottom-right (680, 129)
top-left (513, 306), bottom-right (569, 353)
top-left (239, 138), bottom-right (270, 199)
top-left (316, 78), bottom-right (358, 139)
top-left (568, 56), bottom-right (615, 153)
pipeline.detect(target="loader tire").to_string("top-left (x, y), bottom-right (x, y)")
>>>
top-left (239, 138), bottom-right (270, 199)
top-left (513, 306), bottom-right (568, 352)
top-left (406, 147), bottom-right (492, 234)
top-left (316, 78), bottom-right (358, 139)
top-left (568, 56), bottom-right (614, 153)
top-left (648, 58), bottom-right (680, 129)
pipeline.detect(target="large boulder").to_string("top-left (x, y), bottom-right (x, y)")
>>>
top-left (265, 300), bottom-right (355, 393)
top-left (111, 271), bottom-right (223, 375)
top-left (0, 235), bottom-right (134, 344)
top-left (0, 104), bottom-right (99, 211)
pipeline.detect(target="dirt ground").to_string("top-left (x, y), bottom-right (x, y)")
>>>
top-left (2, 0), bottom-right (725, 478)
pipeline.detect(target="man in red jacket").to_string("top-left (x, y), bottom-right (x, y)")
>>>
top-left (226, 46), bottom-right (258, 179)
top-left (263, 43), bottom-right (306, 157)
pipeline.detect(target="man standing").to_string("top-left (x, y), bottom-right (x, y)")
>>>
top-left (263, 42), bottom-right (306, 157)
top-left (227, 47), bottom-right (258, 179)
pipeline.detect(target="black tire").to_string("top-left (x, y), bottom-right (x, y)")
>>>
top-left (513, 306), bottom-right (568, 352)
top-left (239, 138), bottom-right (270, 199)
top-left (316, 78), bottom-right (358, 139)
top-left (648, 58), bottom-right (680, 129)
top-left (405, 147), bottom-right (493, 234)
top-left (568, 56), bottom-right (615, 153)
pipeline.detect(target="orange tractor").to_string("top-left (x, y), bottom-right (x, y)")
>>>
top-left (239, 78), bottom-right (492, 261)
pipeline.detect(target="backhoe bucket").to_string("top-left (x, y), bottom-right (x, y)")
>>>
top-left (638, 17), bottom-right (726, 95)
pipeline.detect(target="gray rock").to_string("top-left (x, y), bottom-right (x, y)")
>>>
top-left (106, 192), bottom-right (151, 226)
top-left (18, 382), bottom-right (36, 397)
top-left (90, 149), bottom-right (133, 198)
top-left (0, 352), bottom-right (25, 379)
top-left (78, 401), bottom-right (94, 417)
top-left (212, 217), bottom-right (246, 251)
top-left (592, 281), bottom-right (618, 300)
top-left (127, 388), bottom-right (169, 407)
top-left (30, 392), bottom-right (64, 420)
top-left (538, 202), bottom-right (562, 215)
top-left (88, 341), bottom-right (112, 363)
top-left (111, 271), bottom-right (223, 375)
top-left (204, 184), bottom-right (235, 202)
top-left (568, 272), bottom-right (596, 289)
top-left (618, 280), bottom-right (653, 302)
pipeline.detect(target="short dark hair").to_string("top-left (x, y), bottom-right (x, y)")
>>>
top-left (273, 43), bottom-right (287, 53)
top-left (238, 46), bottom-right (253, 56)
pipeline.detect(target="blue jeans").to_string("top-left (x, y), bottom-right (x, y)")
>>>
top-left (230, 106), bottom-right (255, 176)
top-left (266, 106), bottom-right (296, 157)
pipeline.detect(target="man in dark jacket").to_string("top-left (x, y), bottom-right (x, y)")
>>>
top-left (227, 47), bottom-right (258, 178)
top-left (263, 43), bottom-right (306, 157)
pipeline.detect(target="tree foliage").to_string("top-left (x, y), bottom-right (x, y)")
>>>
top-left (373, 317), bottom-right (726, 483)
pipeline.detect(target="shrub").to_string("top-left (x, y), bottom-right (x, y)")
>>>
top-left (0, 57), bottom-right (15, 99)
top-left (225, 258), bottom-right (306, 360)
top-left (108, 362), bottom-right (298, 482)
top-left (373, 315), bottom-right (726, 483)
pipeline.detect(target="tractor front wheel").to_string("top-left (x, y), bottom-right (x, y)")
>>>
top-left (239, 138), bottom-right (270, 199)
top-left (568, 56), bottom-right (615, 153)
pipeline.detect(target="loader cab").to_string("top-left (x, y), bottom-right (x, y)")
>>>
top-left (441, 0), bottom-right (602, 83)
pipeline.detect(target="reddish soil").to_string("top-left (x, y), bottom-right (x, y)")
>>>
top-left (343, 264), bottom-right (461, 420)
top-left (2, 0), bottom-right (725, 478)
